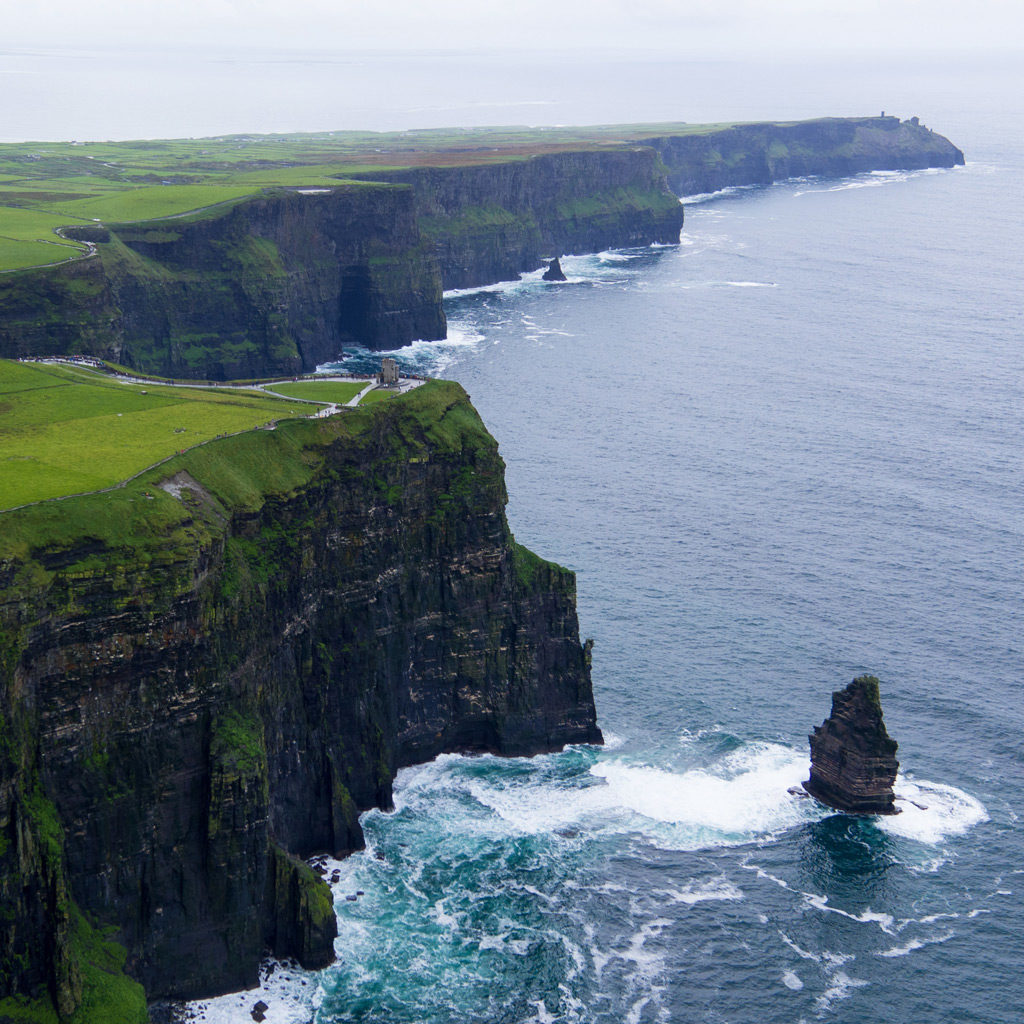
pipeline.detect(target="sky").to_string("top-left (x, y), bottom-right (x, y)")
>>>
top-left (4, 0), bottom-right (1021, 55)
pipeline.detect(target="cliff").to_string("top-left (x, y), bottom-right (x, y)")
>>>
top-left (638, 115), bottom-right (964, 195)
top-left (0, 148), bottom-right (682, 376)
top-left (355, 147), bottom-right (685, 290)
top-left (803, 675), bottom-right (899, 815)
top-left (0, 117), bottom-right (963, 378)
top-left (0, 184), bottom-right (446, 380)
top-left (0, 381), bottom-right (601, 1020)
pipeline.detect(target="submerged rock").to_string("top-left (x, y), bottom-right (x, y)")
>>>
top-left (542, 257), bottom-right (567, 282)
top-left (803, 675), bottom-right (899, 814)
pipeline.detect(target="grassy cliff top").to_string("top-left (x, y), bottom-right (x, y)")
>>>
top-left (0, 117), bottom-right (874, 272)
top-left (0, 359), bottom-right (380, 510)
top-left (0, 377), bottom-right (486, 574)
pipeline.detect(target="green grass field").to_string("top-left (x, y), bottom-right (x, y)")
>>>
top-left (36, 184), bottom-right (259, 224)
top-left (359, 388), bottom-right (400, 405)
top-left (0, 120), bottom-right (754, 271)
top-left (263, 380), bottom-right (365, 404)
top-left (0, 360), bottom-right (321, 509)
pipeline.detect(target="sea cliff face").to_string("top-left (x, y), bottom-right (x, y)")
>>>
top-left (0, 382), bottom-right (601, 1019)
top-left (360, 147), bottom-right (685, 290)
top-left (0, 117), bottom-right (963, 379)
top-left (0, 148), bottom-right (682, 377)
top-left (640, 115), bottom-right (965, 196)
top-left (0, 184), bottom-right (446, 380)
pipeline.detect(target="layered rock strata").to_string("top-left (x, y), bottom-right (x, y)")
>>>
top-left (803, 675), bottom-right (900, 814)
top-left (0, 381), bottom-right (601, 1018)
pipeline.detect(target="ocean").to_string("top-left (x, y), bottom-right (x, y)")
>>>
top-left (4, 45), bottom-right (1021, 1024)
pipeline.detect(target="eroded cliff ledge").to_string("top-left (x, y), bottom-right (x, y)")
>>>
top-left (0, 382), bottom-right (601, 1020)
top-left (0, 116), bottom-right (963, 379)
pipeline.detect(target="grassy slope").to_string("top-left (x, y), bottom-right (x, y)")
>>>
top-left (0, 121), bottom-right (749, 271)
top-left (0, 360), bottom-right (324, 508)
top-left (0, 378), bottom-right (465, 563)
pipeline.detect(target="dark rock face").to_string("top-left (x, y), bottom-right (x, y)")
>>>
top-left (0, 382), bottom-right (601, 1011)
top-left (543, 258), bottom-right (567, 282)
top-left (642, 115), bottom-right (965, 196)
top-left (803, 675), bottom-right (899, 815)
top-left (367, 148), bottom-right (685, 291)
top-left (0, 185), bottom-right (448, 380)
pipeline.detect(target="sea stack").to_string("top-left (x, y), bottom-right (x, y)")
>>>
top-left (543, 257), bottom-right (567, 281)
top-left (803, 675), bottom-right (900, 814)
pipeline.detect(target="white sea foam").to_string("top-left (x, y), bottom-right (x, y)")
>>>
top-left (778, 931), bottom-right (854, 969)
top-left (405, 743), bottom-right (816, 851)
top-left (524, 998), bottom-right (558, 1024)
top-left (802, 895), bottom-right (897, 935)
top-left (677, 725), bottom-right (725, 745)
top-left (655, 877), bottom-right (743, 906)
top-left (181, 958), bottom-right (318, 1024)
top-left (879, 777), bottom-right (989, 843)
top-left (443, 277), bottom-right (529, 298)
top-left (587, 743), bottom-right (814, 845)
top-left (596, 249), bottom-right (646, 262)
top-left (814, 970), bottom-right (869, 1014)
top-left (478, 931), bottom-right (508, 951)
top-left (876, 929), bottom-right (955, 958)
top-left (791, 168), bottom-right (931, 197)
top-left (679, 184), bottom-right (760, 204)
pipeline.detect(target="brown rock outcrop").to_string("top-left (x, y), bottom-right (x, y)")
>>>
top-left (803, 675), bottom-right (899, 814)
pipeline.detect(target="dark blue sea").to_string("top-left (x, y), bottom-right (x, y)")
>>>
top-left (4, 44), bottom-right (1020, 1024)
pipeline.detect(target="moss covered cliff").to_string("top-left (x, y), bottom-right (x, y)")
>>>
top-left (0, 116), bottom-right (963, 379)
top-left (359, 147), bottom-right (685, 290)
top-left (0, 184), bottom-right (446, 380)
top-left (0, 381), bottom-right (601, 1019)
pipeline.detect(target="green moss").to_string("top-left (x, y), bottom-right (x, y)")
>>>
top-left (21, 788), bottom-right (63, 868)
top-left (852, 674), bottom-right (883, 711)
top-left (511, 541), bottom-right (559, 590)
top-left (82, 739), bottom-right (110, 777)
top-left (66, 906), bottom-right (147, 1024)
top-left (331, 780), bottom-right (360, 840)
top-left (210, 708), bottom-right (266, 778)
top-left (0, 791), bottom-right (143, 1023)
top-left (270, 842), bottom-right (336, 962)
top-left (0, 993), bottom-right (61, 1024)
top-left (555, 184), bottom-right (676, 221)
top-left (275, 846), bottom-right (334, 927)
